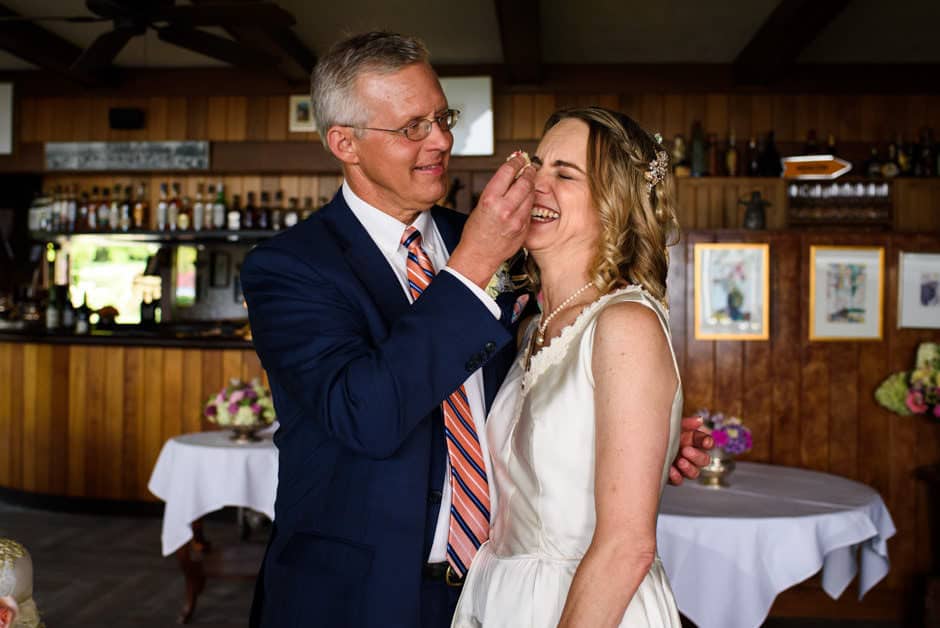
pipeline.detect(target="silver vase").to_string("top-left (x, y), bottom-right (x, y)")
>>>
top-left (699, 449), bottom-right (735, 488)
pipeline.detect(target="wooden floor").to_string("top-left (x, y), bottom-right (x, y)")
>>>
top-left (0, 498), bottom-right (901, 627)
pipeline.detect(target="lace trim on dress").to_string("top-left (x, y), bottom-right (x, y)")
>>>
top-left (522, 284), bottom-right (662, 392)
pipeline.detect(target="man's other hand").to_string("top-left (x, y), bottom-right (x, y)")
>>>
top-left (668, 416), bottom-right (714, 486)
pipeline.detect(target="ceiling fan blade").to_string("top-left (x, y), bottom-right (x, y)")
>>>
top-left (70, 26), bottom-right (139, 76)
top-left (157, 26), bottom-right (276, 68)
top-left (153, 3), bottom-right (295, 29)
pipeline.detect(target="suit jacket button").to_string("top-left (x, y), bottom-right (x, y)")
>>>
top-left (484, 341), bottom-right (496, 353)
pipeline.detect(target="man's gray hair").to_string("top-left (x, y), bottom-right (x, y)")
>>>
top-left (311, 31), bottom-right (430, 148)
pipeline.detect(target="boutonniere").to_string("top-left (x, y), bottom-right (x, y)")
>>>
top-left (485, 261), bottom-right (515, 300)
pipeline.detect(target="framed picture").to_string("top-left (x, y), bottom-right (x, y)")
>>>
top-left (0, 83), bottom-right (11, 155)
top-left (898, 252), bottom-right (940, 329)
top-left (288, 95), bottom-right (317, 133)
top-left (439, 76), bottom-right (493, 156)
top-left (694, 243), bottom-right (769, 340)
top-left (809, 246), bottom-right (884, 341)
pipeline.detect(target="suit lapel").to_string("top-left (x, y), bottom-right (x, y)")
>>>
top-left (318, 193), bottom-right (411, 325)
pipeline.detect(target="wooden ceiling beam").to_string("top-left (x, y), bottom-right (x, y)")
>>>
top-left (734, 0), bottom-right (851, 84)
top-left (190, 0), bottom-right (315, 86)
top-left (0, 3), bottom-right (84, 77)
top-left (494, 0), bottom-right (542, 85)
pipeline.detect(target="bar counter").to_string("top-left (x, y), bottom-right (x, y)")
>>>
top-left (0, 329), bottom-right (265, 502)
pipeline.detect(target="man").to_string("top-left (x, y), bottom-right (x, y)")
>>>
top-left (242, 31), bottom-right (711, 628)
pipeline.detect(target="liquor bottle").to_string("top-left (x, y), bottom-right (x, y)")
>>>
top-left (803, 129), bottom-right (820, 155)
top-left (865, 147), bottom-right (883, 178)
top-left (243, 192), bottom-right (257, 230)
top-left (301, 196), bottom-right (315, 220)
top-left (213, 183), bottom-right (227, 230)
top-left (45, 286), bottom-right (60, 331)
top-left (897, 134), bottom-right (913, 176)
top-left (917, 128), bottom-right (935, 177)
top-left (77, 191), bottom-right (90, 232)
top-left (758, 131), bottom-right (782, 177)
top-left (881, 142), bottom-right (900, 178)
top-left (227, 193), bottom-right (242, 230)
top-left (257, 191), bottom-right (271, 230)
top-left (168, 182), bottom-right (181, 231)
top-left (177, 192), bottom-right (192, 231)
top-left (271, 190), bottom-right (284, 231)
top-left (66, 185), bottom-right (77, 232)
top-left (690, 121), bottom-right (706, 177)
top-left (97, 187), bottom-right (110, 231)
top-left (87, 186), bottom-right (99, 231)
top-left (724, 129), bottom-right (739, 177)
top-left (133, 182), bottom-right (148, 230)
top-left (284, 197), bottom-right (300, 228)
top-left (706, 133), bottom-right (719, 176)
top-left (74, 292), bottom-right (91, 335)
top-left (745, 136), bottom-right (760, 176)
top-left (192, 182), bottom-right (205, 232)
top-left (156, 183), bottom-right (169, 231)
top-left (108, 184), bottom-right (121, 231)
top-left (61, 287), bottom-right (75, 331)
top-left (119, 186), bottom-right (132, 232)
top-left (825, 132), bottom-right (838, 157)
top-left (670, 135), bottom-right (691, 177)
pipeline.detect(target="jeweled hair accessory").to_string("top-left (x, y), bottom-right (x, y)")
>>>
top-left (645, 150), bottom-right (669, 192)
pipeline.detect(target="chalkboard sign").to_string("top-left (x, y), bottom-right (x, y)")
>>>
top-left (45, 141), bottom-right (210, 171)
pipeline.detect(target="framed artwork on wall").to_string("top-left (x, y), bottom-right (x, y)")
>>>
top-left (694, 243), bottom-right (770, 340)
top-left (809, 246), bottom-right (884, 341)
top-left (898, 252), bottom-right (940, 329)
top-left (288, 95), bottom-right (317, 133)
top-left (439, 76), bottom-right (493, 156)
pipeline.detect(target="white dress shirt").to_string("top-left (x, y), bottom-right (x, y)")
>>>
top-left (342, 183), bottom-right (499, 563)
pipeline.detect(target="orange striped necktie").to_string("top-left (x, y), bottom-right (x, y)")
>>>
top-left (401, 226), bottom-right (490, 578)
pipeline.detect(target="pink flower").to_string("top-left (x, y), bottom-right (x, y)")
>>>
top-left (228, 402), bottom-right (239, 414)
top-left (229, 390), bottom-right (245, 404)
top-left (934, 404), bottom-right (940, 418)
top-left (712, 430), bottom-right (730, 448)
top-left (204, 404), bottom-right (217, 417)
top-left (906, 390), bottom-right (928, 414)
top-left (251, 403), bottom-right (261, 414)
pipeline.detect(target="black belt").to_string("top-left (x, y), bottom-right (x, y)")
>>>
top-left (422, 562), bottom-right (464, 587)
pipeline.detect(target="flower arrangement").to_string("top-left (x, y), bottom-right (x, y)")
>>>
top-left (204, 378), bottom-right (276, 427)
top-left (875, 342), bottom-right (940, 419)
top-left (697, 408), bottom-right (753, 455)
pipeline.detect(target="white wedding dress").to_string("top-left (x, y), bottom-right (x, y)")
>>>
top-left (452, 286), bottom-right (683, 628)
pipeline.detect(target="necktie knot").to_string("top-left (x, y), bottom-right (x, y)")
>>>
top-left (402, 226), bottom-right (422, 250)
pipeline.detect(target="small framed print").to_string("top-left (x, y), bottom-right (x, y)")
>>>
top-left (809, 246), bottom-right (884, 341)
top-left (439, 76), bottom-right (494, 156)
top-left (898, 252), bottom-right (940, 329)
top-left (288, 95), bottom-right (317, 133)
top-left (694, 243), bottom-right (770, 340)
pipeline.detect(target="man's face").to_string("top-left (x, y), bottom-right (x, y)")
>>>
top-left (349, 63), bottom-right (453, 219)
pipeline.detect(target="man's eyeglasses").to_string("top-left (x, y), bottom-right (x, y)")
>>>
top-left (347, 109), bottom-right (460, 142)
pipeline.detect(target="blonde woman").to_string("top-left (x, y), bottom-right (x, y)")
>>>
top-left (452, 107), bottom-right (683, 627)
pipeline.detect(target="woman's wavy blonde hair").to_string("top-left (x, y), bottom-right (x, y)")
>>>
top-left (524, 107), bottom-right (680, 304)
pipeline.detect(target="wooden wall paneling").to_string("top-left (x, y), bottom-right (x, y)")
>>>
top-left (68, 98), bottom-right (92, 142)
top-left (206, 96), bottom-right (228, 141)
top-left (85, 345), bottom-right (107, 497)
top-left (750, 94), bottom-right (773, 137)
top-left (66, 345), bottom-right (87, 495)
top-left (222, 349), bottom-right (243, 385)
top-left (818, 95), bottom-right (843, 141)
top-left (860, 95), bottom-right (889, 143)
top-left (103, 346), bottom-right (125, 498)
top-left (728, 93), bottom-right (752, 141)
top-left (49, 345), bottom-right (69, 494)
top-left (8, 344), bottom-right (23, 489)
top-left (298, 174), bottom-right (319, 204)
top-left (798, 234), bottom-right (830, 471)
top-left (827, 343), bottom-right (859, 479)
top-left (772, 94), bottom-right (797, 142)
top-left (141, 347), bottom-right (164, 499)
top-left (835, 94), bottom-right (863, 144)
top-left (166, 97), bottom-right (188, 140)
top-left (260, 175), bottom-right (280, 198)
top-left (265, 95), bottom-right (287, 141)
top-left (694, 182), bottom-right (711, 228)
top-left (279, 175), bottom-right (301, 202)
top-left (109, 99), bottom-right (149, 142)
top-left (794, 93), bottom-right (820, 141)
top-left (122, 346), bottom-right (144, 500)
top-left (705, 93), bottom-right (729, 138)
top-left (20, 345), bottom-right (38, 491)
top-left (147, 96), bottom-right (168, 141)
top-left (926, 94), bottom-right (940, 133)
top-left (662, 94), bottom-right (684, 140)
top-left (161, 348), bottom-right (184, 443)
top-left (181, 350), bottom-right (204, 436)
top-left (770, 234), bottom-right (801, 466)
top-left (532, 93), bottom-right (556, 136)
top-left (618, 94), bottom-right (641, 120)
top-left (743, 333), bottom-right (772, 461)
top-left (225, 96), bottom-right (247, 142)
top-left (639, 93), bottom-right (664, 136)
top-left (241, 175), bottom-right (262, 200)
top-left (666, 240), bottom-right (687, 375)
top-left (187, 96), bottom-right (209, 140)
top-left (18, 97), bottom-right (37, 143)
top-left (245, 96), bottom-right (268, 141)
top-left (318, 175), bottom-right (342, 202)
top-left (714, 340), bottom-right (744, 419)
top-left (241, 350), bottom-right (265, 383)
top-left (510, 93), bottom-right (535, 140)
top-left (200, 349), bottom-right (223, 432)
top-left (683, 93), bottom-right (706, 138)
top-left (34, 99), bottom-right (55, 143)
top-left (0, 345), bottom-right (12, 486)
top-left (681, 233), bottom-right (715, 412)
top-left (894, 179), bottom-right (940, 233)
top-left (597, 93), bottom-right (619, 112)
top-left (493, 93), bottom-right (513, 141)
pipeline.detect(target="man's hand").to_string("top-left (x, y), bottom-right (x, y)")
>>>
top-left (448, 152), bottom-right (536, 288)
top-left (668, 416), bottom-right (714, 485)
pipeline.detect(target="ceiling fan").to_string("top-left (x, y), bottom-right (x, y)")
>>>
top-left (2, 0), bottom-right (297, 78)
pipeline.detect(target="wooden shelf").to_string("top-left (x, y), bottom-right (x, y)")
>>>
top-left (31, 229), bottom-right (275, 244)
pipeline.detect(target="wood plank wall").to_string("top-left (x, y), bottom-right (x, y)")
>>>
top-left (666, 231), bottom-right (940, 592)
top-left (0, 343), bottom-right (264, 501)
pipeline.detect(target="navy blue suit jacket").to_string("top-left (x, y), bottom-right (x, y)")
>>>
top-left (241, 193), bottom-right (523, 627)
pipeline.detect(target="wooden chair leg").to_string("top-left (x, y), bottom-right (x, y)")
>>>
top-left (191, 518), bottom-right (212, 553)
top-left (175, 540), bottom-right (206, 624)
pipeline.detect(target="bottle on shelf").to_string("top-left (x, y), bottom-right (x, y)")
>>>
top-left (706, 133), bottom-right (719, 176)
top-left (227, 193), bottom-right (242, 230)
top-left (724, 129), bottom-right (739, 177)
top-left (917, 128), bottom-right (935, 177)
top-left (108, 183), bottom-right (121, 231)
top-left (74, 291), bottom-right (91, 335)
top-left (156, 183), bottom-right (169, 231)
top-left (45, 285), bottom-right (60, 331)
top-left (284, 197), bottom-right (300, 228)
top-left (271, 190), bottom-right (284, 231)
top-left (243, 192), bottom-right (257, 230)
top-left (87, 186), bottom-right (100, 231)
top-left (168, 182), bottom-right (181, 231)
top-left (60, 287), bottom-right (75, 331)
top-left (66, 185), bottom-right (77, 233)
top-left (758, 131), bottom-right (782, 177)
top-left (825, 132), bottom-right (838, 157)
top-left (881, 141), bottom-right (900, 178)
top-left (865, 147), bottom-right (883, 178)
top-left (670, 135), bottom-right (691, 177)
top-left (257, 191), bottom-right (271, 230)
top-left (192, 182), bottom-right (205, 232)
top-left (745, 136), bottom-right (760, 176)
top-left (178, 190), bottom-right (192, 231)
top-left (213, 182), bottom-right (227, 230)
top-left (896, 134), bottom-right (913, 176)
top-left (690, 121), bottom-right (706, 177)
top-left (803, 129), bottom-right (820, 155)
top-left (133, 182), bottom-right (148, 230)
top-left (119, 186), bottom-right (132, 232)
top-left (97, 187), bottom-right (110, 232)
top-left (77, 191), bottom-right (90, 232)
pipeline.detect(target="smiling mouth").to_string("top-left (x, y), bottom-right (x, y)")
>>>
top-left (531, 206), bottom-right (560, 222)
top-left (414, 162), bottom-right (444, 173)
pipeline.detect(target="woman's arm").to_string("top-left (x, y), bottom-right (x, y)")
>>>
top-left (557, 301), bottom-right (678, 628)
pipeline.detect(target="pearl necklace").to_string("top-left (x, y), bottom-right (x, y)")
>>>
top-left (535, 281), bottom-right (594, 345)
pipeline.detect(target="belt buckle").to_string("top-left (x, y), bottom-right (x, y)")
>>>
top-left (444, 564), bottom-right (464, 588)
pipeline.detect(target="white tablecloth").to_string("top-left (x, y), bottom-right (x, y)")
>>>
top-left (147, 430), bottom-right (279, 556)
top-left (656, 462), bottom-right (896, 628)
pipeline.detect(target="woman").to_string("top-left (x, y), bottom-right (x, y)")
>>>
top-left (452, 107), bottom-right (682, 627)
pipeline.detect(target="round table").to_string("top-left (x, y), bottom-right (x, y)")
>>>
top-left (656, 461), bottom-right (896, 628)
